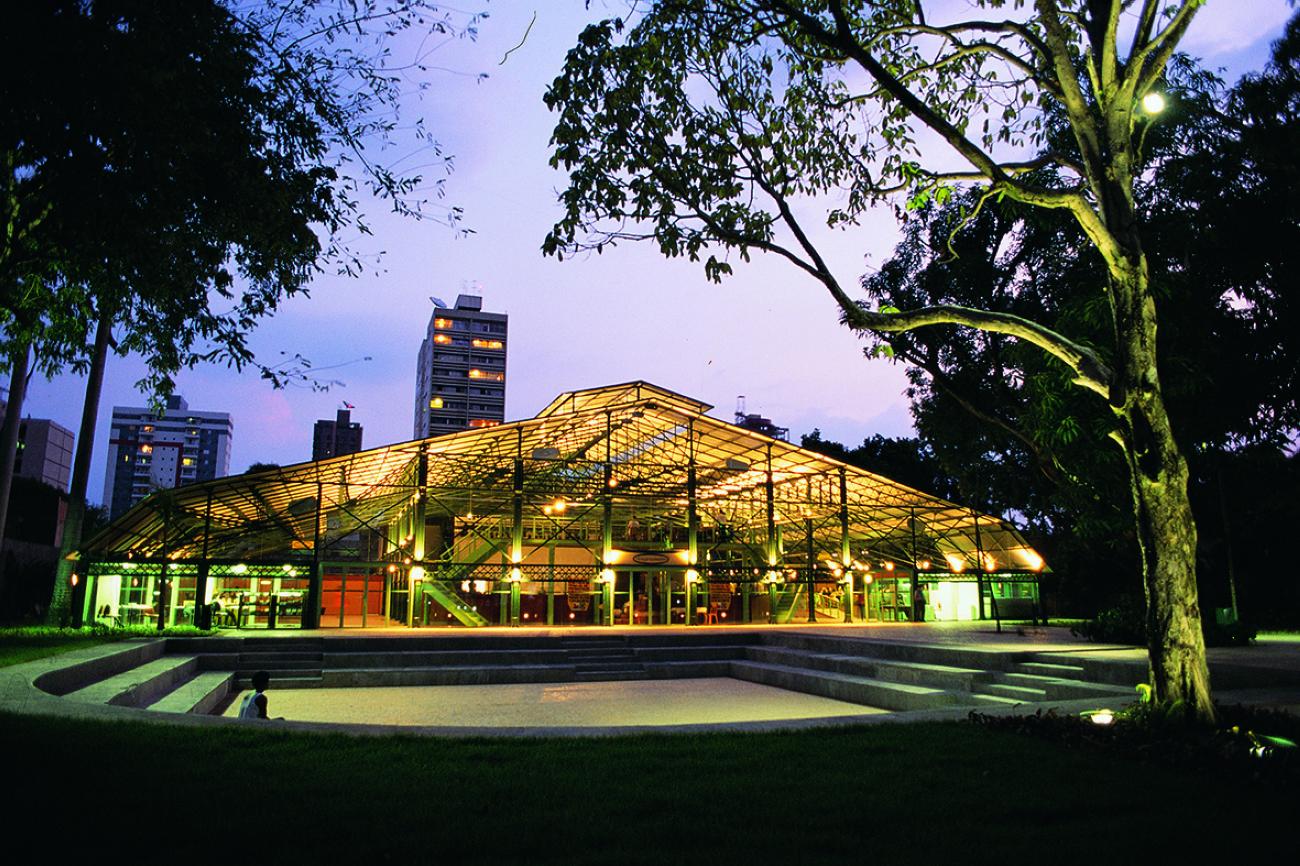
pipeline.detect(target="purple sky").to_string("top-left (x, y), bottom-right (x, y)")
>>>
top-left (24, 1), bottom-right (1295, 505)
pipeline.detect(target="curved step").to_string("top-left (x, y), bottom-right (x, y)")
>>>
top-left (65, 656), bottom-right (198, 708)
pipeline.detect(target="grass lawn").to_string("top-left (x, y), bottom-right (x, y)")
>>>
top-left (6, 711), bottom-right (1292, 864)
top-left (0, 631), bottom-right (113, 668)
top-left (0, 625), bottom-right (211, 668)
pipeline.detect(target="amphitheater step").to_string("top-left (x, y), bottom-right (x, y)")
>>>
top-left (974, 683), bottom-right (1049, 702)
top-left (967, 694), bottom-right (1032, 708)
top-left (149, 672), bottom-right (234, 714)
top-left (234, 669), bottom-right (323, 686)
top-left (574, 663), bottom-right (645, 674)
top-left (997, 672), bottom-right (1133, 701)
top-left (574, 670), bottom-right (649, 682)
top-left (65, 655), bottom-right (199, 708)
top-left (745, 645), bottom-right (991, 691)
top-left (238, 651), bottom-right (323, 664)
top-left (730, 660), bottom-right (958, 712)
top-left (236, 658), bottom-right (325, 671)
top-left (1013, 661), bottom-right (1088, 679)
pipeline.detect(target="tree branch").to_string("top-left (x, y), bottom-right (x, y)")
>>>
top-left (894, 342), bottom-right (1070, 487)
top-left (844, 302), bottom-right (1112, 397)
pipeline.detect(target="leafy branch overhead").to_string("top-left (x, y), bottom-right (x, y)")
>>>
top-left (1, 1), bottom-right (483, 396)
top-left (544, 0), bottom-right (1197, 394)
top-left (545, 0), bottom-right (1219, 720)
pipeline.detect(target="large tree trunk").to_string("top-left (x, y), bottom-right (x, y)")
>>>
top-left (48, 312), bottom-right (112, 626)
top-left (1111, 256), bottom-right (1214, 722)
top-left (0, 342), bottom-right (32, 614)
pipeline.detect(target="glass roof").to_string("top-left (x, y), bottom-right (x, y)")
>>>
top-left (78, 381), bottom-right (1045, 573)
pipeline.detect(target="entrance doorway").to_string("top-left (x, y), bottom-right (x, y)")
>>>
top-left (320, 565), bottom-right (390, 628)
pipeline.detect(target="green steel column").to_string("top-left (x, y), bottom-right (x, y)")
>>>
top-left (157, 502), bottom-right (172, 632)
top-left (764, 443), bottom-right (777, 624)
top-left (406, 566), bottom-right (415, 628)
top-left (603, 574), bottom-right (614, 626)
top-left (973, 511), bottom-right (985, 621)
top-left (687, 429), bottom-right (698, 625)
top-left (384, 567), bottom-right (392, 623)
top-left (742, 581), bottom-right (750, 623)
top-left (764, 444), bottom-right (776, 570)
top-left (306, 483), bottom-right (323, 630)
top-left (547, 544), bottom-right (555, 626)
top-left (662, 571), bottom-right (671, 624)
top-left (511, 455), bottom-right (523, 626)
top-left (839, 468), bottom-right (851, 623)
top-left (602, 460), bottom-right (613, 627)
top-left (414, 451), bottom-right (428, 562)
top-left (646, 570), bottom-right (654, 624)
top-left (805, 516), bottom-right (816, 623)
top-left (191, 489), bottom-right (213, 629)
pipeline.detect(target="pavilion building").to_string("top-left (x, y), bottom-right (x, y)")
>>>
top-left (74, 382), bottom-right (1044, 631)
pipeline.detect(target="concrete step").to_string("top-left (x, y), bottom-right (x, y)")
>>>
top-left (236, 658), bottom-right (324, 671)
top-left (966, 694), bottom-right (1030, 708)
top-left (561, 640), bottom-right (626, 650)
top-left (238, 651), bottom-right (323, 663)
top-left (997, 672), bottom-right (1133, 701)
top-left (730, 660), bottom-right (959, 712)
top-left (325, 649), bottom-right (569, 668)
top-left (574, 663), bottom-right (646, 674)
top-left (574, 670), bottom-right (650, 682)
top-left (1014, 661), bottom-right (1088, 679)
top-left (745, 646), bottom-right (990, 691)
top-left (65, 656), bottom-right (199, 708)
top-left (321, 664), bottom-right (573, 688)
top-left (234, 668), bottom-right (323, 684)
top-left (633, 646), bottom-right (749, 663)
top-left (975, 683), bottom-right (1048, 702)
top-left (241, 638), bottom-right (324, 650)
top-left (149, 672), bottom-right (234, 714)
top-left (567, 651), bottom-right (637, 662)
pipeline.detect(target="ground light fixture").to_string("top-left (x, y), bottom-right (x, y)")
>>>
top-left (1082, 709), bottom-right (1115, 726)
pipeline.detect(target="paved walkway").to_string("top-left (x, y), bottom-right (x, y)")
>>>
top-left (223, 678), bottom-right (890, 727)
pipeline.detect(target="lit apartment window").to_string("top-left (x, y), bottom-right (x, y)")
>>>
top-left (471, 339), bottom-right (504, 350)
top-left (143, 425), bottom-right (154, 433)
top-left (468, 369), bottom-right (504, 382)
top-left (182, 457), bottom-right (195, 467)
top-left (434, 334), bottom-right (452, 344)
top-left (468, 419), bottom-right (501, 428)
top-left (434, 317), bottom-right (453, 329)
top-left (140, 444), bottom-right (153, 455)
top-left (429, 397), bottom-right (444, 409)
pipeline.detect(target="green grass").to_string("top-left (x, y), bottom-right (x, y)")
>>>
top-left (5, 711), bottom-right (1292, 864)
top-left (0, 624), bottom-right (213, 668)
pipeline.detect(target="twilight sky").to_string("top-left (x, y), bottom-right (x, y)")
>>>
top-left (23, 0), bottom-right (1295, 505)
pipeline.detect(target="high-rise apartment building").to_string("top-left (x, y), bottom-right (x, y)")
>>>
top-left (14, 418), bottom-right (75, 491)
top-left (312, 408), bottom-right (364, 460)
top-left (414, 294), bottom-right (508, 438)
top-left (103, 395), bottom-right (233, 518)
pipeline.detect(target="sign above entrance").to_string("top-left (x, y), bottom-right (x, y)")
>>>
top-left (604, 549), bottom-right (691, 567)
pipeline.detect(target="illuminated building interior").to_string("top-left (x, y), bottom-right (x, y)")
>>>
top-left (76, 382), bottom-right (1045, 630)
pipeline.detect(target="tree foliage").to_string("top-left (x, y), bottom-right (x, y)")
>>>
top-left (0, 0), bottom-right (479, 394)
top-left (862, 20), bottom-right (1300, 618)
top-left (545, 0), bottom-right (1219, 718)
